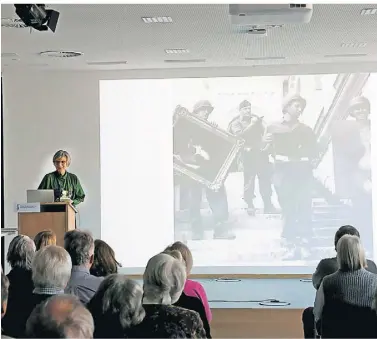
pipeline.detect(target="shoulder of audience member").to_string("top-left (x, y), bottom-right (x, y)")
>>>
top-left (316, 257), bottom-right (337, 271)
top-left (366, 259), bottom-right (377, 273)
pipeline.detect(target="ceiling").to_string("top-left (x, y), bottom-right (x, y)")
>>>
top-left (1, 4), bottom-right (377, 72)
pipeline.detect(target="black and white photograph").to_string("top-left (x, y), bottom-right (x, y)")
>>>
top-left (173, 73), bottom-right (376, 266)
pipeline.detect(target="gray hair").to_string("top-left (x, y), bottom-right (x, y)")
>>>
top-left (64, 230), bottom-right (94, 266)
top-left (26, 294), bottom-right (94, 338)
top-left (32, 245), bottom-right (72, 290)
top-left (53, 150), bottom-right (71, 167)
top-left (7, 235), bottom-right (36, 270)
top-left (88, 275), bottom-right (145, 331)
top-left (143, 253), bottom-right (186, 305)
top-left (336, 234), bottom-right (366, 271)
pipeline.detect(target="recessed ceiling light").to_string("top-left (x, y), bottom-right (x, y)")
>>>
top-left (324, 53), bottom-right (367, 58)
top-left (360, 8), bottom-right (377, 15)
top-left (341, 42), bottom-right (367, 48)
top-left (164, 59), bottom-right (206, 63)
top-left (142, 16), bottom-right (172, 24)
top-left (87, 61), bottom-right (128, 65)
top-left (165, 49), bottom-right (190, 54)
top-left (245, 56), bottom-right (286, 61)
top-left (39, 51), bottom-right (83, 58)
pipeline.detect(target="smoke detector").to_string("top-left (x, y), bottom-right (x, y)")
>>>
top-left (1, 18), bottom-right (28, 28)
top-left (39, 51), bottom-right (83, 58)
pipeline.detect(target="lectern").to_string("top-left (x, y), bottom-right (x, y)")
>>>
top-left (18, 202), bottom-right (76, 246)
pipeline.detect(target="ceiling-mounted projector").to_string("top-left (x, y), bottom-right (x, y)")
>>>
top-left (229, 4), bottom-right (313, 26)
top-left (14, 4), bottom-right (59, 32)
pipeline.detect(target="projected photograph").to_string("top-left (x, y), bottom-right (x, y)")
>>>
top-left (173, 104), bottom-right (245, 191)
top-left (173, 73), bottom-right (376, 265)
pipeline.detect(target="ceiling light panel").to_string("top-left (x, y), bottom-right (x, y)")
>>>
top-left (360, 8), bottom-right (377, 15)
top-left (142, 16), bottom-right (172, 23)
top-left (340, 42), bottom-right (367, 48)
top-left (165, 49), bottom-right (190, 54)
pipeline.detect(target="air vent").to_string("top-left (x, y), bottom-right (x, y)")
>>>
top-left (87, 61), bottom-right (128, 65)
top-left (142, 16), bottom-right (173, 23)
top-left (1, 18), bottom-right (27, 28)
top-left (245, 56), bottom-right (286, 61)
top-left (324, 53), bottom-right (367, 58)
top-left (39, 51), bottom-right (83, 58)
top-left (165, 49), bottom-right (190, 54)
top-left (289, 4), bottom-right (307, 8)
top-left (164, 59), bottom-right (206, 63)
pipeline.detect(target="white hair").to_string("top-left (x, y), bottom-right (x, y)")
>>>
top-left (53, 150), bottom-right (71, 166)
top-left (7, 235), bottom-right (36, 270)
top-left (32, 245), bottom-right (72, 290)
top-left (143, 253), bottom-right (186, 305)
top-left (336, 234), bottom-right (366, 271)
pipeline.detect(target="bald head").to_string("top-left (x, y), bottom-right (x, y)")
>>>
top-left (26, 294), bottom-right (94, 338)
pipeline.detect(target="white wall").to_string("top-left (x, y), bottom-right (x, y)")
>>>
top-left (3, 61), bottom-right (377, 238)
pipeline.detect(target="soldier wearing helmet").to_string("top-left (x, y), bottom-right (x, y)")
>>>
top-left (265, 94), bottom-right (318, 257)
top-left (228, 100), bottom-right (276, 216)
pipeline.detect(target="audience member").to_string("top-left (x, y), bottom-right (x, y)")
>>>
top-left (1, 271), bottom-right (11, 338)
top-left (87, 275), bottom-right (145, 338)
top-left (90, 239), bottom-right (121, 277)
top-left (1, 271), bottom-right (9, 319)
top-left (302, 225), bottom-right (377, 338)
top-left (64, 230), bottom-right (103, 304)
top-left (165, 241), bottom-right (212, 322)
top-left (6, 245), bottom-right (72, 337)
top-left (164, 250), bottom-right (211, 337)
top-left (25, 294), bottom-right (94, 338)
top-left (34, 230), bottom-right (57, 251)
top-left (129, 252), bottom-right (206, 338)
top-left (313, 235), bottom-right (377, 334)
top-left (2, 235), bottom-right (36, 337)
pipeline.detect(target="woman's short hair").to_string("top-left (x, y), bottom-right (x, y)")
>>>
top-left (32, 245), bottom-right (72, 290)
top-left (34, 230), bottom-right (57, 251)
top-left (336, 234), bottom-right (366, 271)
top-left (87, 275), bottom-right (145, 335)
top-left (90, 239), bottom-right (122, 277)
top-left (7, 235), bottom-right (36, 270)
top-left (53, 150), bottom-right (71, 166)
top-left (165, 241), bottom-right (193, 274)
top-left (143, 253), bottom-right (186, 305)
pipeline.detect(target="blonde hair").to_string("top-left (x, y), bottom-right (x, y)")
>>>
top-left (165, 242), bottom-right (193, 274)
top-left (34, 230), bottom-right (57, 251)
top-left (336, 234), bottom-right (366, 271)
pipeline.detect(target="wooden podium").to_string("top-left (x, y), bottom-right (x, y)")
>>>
top-left (18, 202), bottom-right (77, 246)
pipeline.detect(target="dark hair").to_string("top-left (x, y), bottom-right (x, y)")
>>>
top-left (334, 225), bottom-right (360, 249)
top-left (90, 240), bottom-right (121, 277)
top-left (64, 230), bottom-right (94, 266)
top-left (1, 271), bottom-right (9, 311)
top-left (34, 230), bottom-right (57, 251)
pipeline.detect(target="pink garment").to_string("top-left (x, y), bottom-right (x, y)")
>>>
top-left (184, 279), bottom-right (212, 322)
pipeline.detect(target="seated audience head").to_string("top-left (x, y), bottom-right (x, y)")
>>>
top-left (1, 271), bottom-right (10, 318)
top-left (64, 230), bottom-right (94, 268)
top-left (334, 225), bottom-right (360, 251)
top-left (143, 252), bottom-right (186, 305)
top-left (336, 234), bottom-right (366, 272)
top-left (7, 234), bottom-right (36, 270)
top-left (90, 239), bottom-right (121, 277)
top-left (26, 294), bottom-right (94, 338)
top-left (32, 245), bottom-right (72, 291)
top-left (165, 241), bottom-right (193, 274)
top-left (34, 230), bottom-right (57, 251)
top-left (87, 275), bottom-right (145, 336)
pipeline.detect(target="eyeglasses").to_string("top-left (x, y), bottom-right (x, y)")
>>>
top-left (54, 160), bottom-right (67, 165)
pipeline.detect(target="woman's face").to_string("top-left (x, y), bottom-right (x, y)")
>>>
top-left (54, 156), bottom-right (68, 174)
